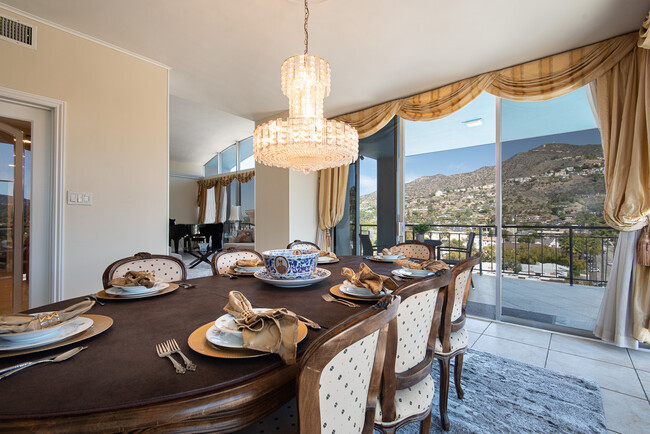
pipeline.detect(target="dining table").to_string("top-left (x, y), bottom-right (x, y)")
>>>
top-left (0, 255), bottom-right (401, 433)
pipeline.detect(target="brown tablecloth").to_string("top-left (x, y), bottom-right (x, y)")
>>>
top-left (0, 256), bottom-right (397, 418)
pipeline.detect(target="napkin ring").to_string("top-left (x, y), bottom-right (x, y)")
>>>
top-left (37, 312), bottom-right (61, 329)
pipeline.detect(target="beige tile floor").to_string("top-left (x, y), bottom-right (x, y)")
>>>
top-left (466, 316), bottom-right (650, 434)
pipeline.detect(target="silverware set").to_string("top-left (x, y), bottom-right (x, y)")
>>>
top-left (156, 339), bottom-right (196, 374)
top-left (0, 346), bottom-right (87, 380)
top-left (321, 293), bottom-right (359, 308)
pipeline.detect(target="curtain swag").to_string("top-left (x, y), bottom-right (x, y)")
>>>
top-left (334, 32), bottom-right (637, 139)
top-left (197, 170), bottom-right (255, 224)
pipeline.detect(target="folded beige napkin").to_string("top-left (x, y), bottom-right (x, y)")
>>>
top-left (341, 263), bottom-right (398, 295)
top-left (108, 270), bottom-right (156, 288)
top-left (319, 250), bottom-right (337, 259)
top-left (394, 259), bottom-right (450, 272)
top-left (0, 299), bottom-right (95, 334)
top-left (382, 247), bottom-right (399, 256)
top-left (223, 291), bottom-right (300, 364)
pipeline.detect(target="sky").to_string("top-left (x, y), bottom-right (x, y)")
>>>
top-left (359, 87), bottom-right (600, 195)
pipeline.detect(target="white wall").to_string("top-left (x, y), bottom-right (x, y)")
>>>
top-left (289, 171), bottom-right (319, 244)
top-left (169, 176), bottom-right (198, 224)
top-left (0, 6), bottom-right (169, 299)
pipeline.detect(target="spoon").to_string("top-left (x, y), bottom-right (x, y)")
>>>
top-left (0, 346), bottom-right (87, 379)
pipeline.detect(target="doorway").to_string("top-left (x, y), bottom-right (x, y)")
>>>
top-left (0, 101), bottom-right (52, 314)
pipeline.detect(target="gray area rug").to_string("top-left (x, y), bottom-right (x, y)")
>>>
top-left (394, 350), bottom-right (606, 434)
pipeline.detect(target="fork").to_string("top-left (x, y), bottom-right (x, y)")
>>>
top-left (321, 293), bottom-right (359, 308)
top-left (168, 339), bottom-right (196, 371)
top-left (156, 341), bottom-right (186, 374)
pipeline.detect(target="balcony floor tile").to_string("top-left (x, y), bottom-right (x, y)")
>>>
top-left (628, 348), bottom-right (650, 373)
top-left (471, 335), bottom-right (547, 368)
top-left (549, 334), bottom-right (633, 368)
top-left (483, 322), bottom-right (551, 349)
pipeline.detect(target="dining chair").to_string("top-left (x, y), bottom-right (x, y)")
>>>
top-left (237, 295), bottom-right (400, 434)
top-left (286, 239), bottom-right (320, 250)
top-left (390, 241), bottom-right (436, 260)
top-left (438, 232), bottom-right (476, 266)
top-left (432, 253), bottom-right (482, 430)
top-left (102, 251), bottom-right (187, 289)
top-left (360, 233), bottom-right (375, 256)
top-left (210, 247), bottom-right (264, 276)
top-left (375, 269), bottom-right (451, 433)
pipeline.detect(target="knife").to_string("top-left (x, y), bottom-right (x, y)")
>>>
top-left (0, 346), bottom-right (87, 379)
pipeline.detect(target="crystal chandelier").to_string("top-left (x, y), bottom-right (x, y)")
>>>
top-left (253, 0), bottom-right (358, 174)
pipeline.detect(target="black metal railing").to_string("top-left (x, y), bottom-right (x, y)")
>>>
top-left (358, 223), bottom-right (618, 286)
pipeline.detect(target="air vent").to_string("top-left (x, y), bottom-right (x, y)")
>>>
top-left (0, 15), bottom-right (36, 49)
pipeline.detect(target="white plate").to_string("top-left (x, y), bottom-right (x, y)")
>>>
top-left (340, 281), bottom-right (391, 299)
top-left (0, 314), bottom-right (76, 343)
top-left (369, 255), bottom-right (405, 263)
top-left (0, 317), bottom-right (94, 351)
top-left (392, 269), bottom-right (415, 279)
top-left (213, 308), bottom-right (270, 337)
top-left (206, 325), bottom-right (245, 348)
top-left (105, 283), bottom-right (169, 297)
top-left (234, 266), bottom-right (264, 274)
top-left (318, 256), bottom-right (337, 263)
top-left (400, 268), bottom-right (435, 277)
top-left (254, 268), bottom-right (331, 288)
top-left (379, 254), bottom-right (401, 260)
top-left (112, 278), bottom-right (163, 292)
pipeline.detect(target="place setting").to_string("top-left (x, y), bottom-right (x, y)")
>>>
top-left (367, 247), bottom-right (406, 263)
top-left (316, 250), bottom-right (339, 264)
top-left (226, 258), bottom-right (265, 277)
top-left (328, 263), bottom-right (398, 303)
top-left (391, 258), bottom-right (450, 279)
top-left (188, 291), bottom-right (318, 361)
top-left (253, 249), bottom-right (331, 288)
top-left (96, 270), bottom-right (179, 300)
top-left (0, 299), bottom-right (112, 359)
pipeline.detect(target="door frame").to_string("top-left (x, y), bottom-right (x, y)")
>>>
top-left (0, 86), bottom-right (65, 304)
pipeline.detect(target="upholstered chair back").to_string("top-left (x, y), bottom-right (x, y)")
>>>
top-left (210, 248), bottom-right (263, 276)
top-left (391, 241), bottom-right (435, 260)
top-left (102, 252), bottom-right (186, 288)
top-left (286, 240), bottom-right (320, 251)
top-left (297, 296), bottom-right (399, 434)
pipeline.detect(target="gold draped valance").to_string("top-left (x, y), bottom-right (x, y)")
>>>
top-left (335, 32), bottom-right (638, 139)
top-left (197, 170), bottom-right (255, 224)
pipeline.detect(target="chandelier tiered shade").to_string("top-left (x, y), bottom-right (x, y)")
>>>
top-left (254, 54), bottom-right (359, 173)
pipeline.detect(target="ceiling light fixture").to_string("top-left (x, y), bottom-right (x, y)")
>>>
top-left (253, 0), bottom-right (358, 174)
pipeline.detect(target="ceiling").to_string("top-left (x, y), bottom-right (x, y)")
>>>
top-left (1, 0), bottom-right (648, 166)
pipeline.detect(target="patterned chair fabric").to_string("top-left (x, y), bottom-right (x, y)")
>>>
top-left (375, 375), bottom-right (435, 424)
top-left (434, 328), bottom-right (469, 354)
top-left (211, 249), bottom-right (263, 275)
top-left (391, 242), bottom-right (433, 260)
top-left (102, 252), bottom-right (187, 288)
top-left (286, 240), bottom-right (320, 251)
top-left (394, 290), bottom-right (439, 373)
top-left (450, 269), bottom-right (472, 322)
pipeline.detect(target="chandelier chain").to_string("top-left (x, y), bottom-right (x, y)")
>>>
top-left (304, 0), bottom-right (309, 54)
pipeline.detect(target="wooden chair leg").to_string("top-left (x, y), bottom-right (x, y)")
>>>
top-left (454, 353), bottom-right (464, 399)
top-left (438, 357), bottom-right (450, 431)
top-left (420, 406), bottom-right (432, 434)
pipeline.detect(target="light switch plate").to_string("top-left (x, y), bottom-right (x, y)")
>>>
top-left (67, 191), bottom-right (93, 205)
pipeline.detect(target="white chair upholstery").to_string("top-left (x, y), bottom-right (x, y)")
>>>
top-left (113, 258), bottom-right (184, 282)
top-left (450, 269), bottom-right (472, 322)
top-left (394, 291), bottom-right (438, 373)
top-left (434, 328), bottom-right (469, 354)
top-left (376, 375), bottom-right (435, 424)
top-left (391, 243), bottom-right (431, 260)
top-left (212, 249), bottom-right (262, 275)
top-left (237, 330), bottom-right (382, 434)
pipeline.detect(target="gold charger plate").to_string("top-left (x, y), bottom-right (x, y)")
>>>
top-left (0, 314), bottom-right (113, 358)
top-left (330, 284), bottom-right (386, 302)
top-left (96, 283), bottom-right (179, 300)
top-left (188, 320), bottom-right (308, 359)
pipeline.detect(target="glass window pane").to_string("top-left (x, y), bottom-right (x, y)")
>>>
top-left (404, 92), bottom-right (496, 320)
top-left (500, 87), bottom-right (614, 331)
top-left (240, 179), bottom-right (254, 223)
top-left (204, 154), bottom-right (219, 177)
top-left (220, 145), bottom-right (237, 173)
top-left (239, 137), bottom-right (254, 170)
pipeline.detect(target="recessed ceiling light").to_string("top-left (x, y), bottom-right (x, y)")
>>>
top-left (462, 118), bottom-right (483, 127)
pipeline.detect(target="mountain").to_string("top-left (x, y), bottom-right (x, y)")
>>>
top-left (360, 143), bottom-right (606, 226)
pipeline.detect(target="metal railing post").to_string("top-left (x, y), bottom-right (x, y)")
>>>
top-left (569, 227), bottom-right (574, 286)
top-left (478, 226), bottom-right (483, 275)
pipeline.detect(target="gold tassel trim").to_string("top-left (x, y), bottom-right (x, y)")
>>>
top-left (638, 222), bottom-right (650, 267)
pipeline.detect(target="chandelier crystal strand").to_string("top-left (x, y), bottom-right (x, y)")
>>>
top-left (253, 0), bottom-right (358, 174)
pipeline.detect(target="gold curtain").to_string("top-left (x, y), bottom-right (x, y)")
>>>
top-left (318, 166), bottom-right (349, 250)
top-left (197, 170), bottom-right (255, 224)
top-left (336, 32), bottom-right (637, 139)
top-left (593, 42), bottom-right (650, 343)
top-left (213, 186), bottom-right (222, 224)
